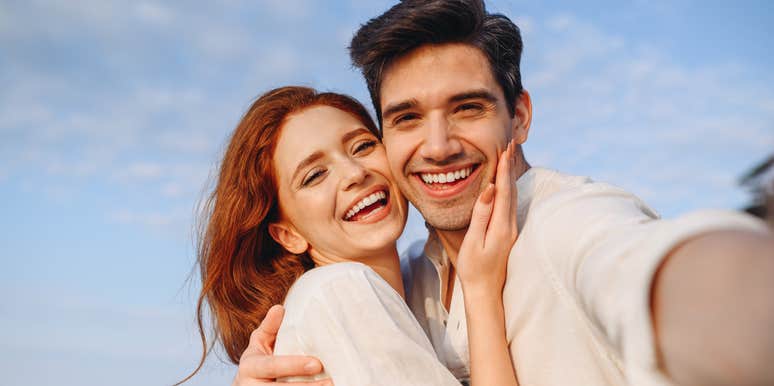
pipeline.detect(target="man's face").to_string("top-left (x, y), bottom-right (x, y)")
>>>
top-left (379, 43), bottom-right (530, 231)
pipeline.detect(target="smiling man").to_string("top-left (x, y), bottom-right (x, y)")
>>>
top-left (234, 1), bottom-right (774, 385)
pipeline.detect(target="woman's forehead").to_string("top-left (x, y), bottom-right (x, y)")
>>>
top-left (274, 106), bottom-right (369, 175)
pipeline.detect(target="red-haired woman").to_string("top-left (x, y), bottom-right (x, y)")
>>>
top-left (182, 86), bottom-right (519, 386)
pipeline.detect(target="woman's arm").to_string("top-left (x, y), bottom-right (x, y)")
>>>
top-left (456, 141), bottom-right (519, 386)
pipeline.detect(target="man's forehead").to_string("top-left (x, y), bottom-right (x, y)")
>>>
top-left (380, 43), bottom-right (499, 108)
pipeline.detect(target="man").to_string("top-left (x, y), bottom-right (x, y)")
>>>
top-left (233, 1), bottom-right (774, 385)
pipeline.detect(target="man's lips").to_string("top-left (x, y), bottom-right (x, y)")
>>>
top-left (411, 164), bottom-right (481, 198)
top-left (418, 166), bottom-right (474, 184)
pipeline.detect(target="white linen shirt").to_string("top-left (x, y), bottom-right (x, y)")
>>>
top-left (273, 262), bottom-right (462, 386)
top-left (401, 167), bottom-right (769, 386)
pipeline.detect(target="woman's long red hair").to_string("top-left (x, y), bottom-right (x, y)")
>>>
top-left (179, 86), bottom-right (379, 383)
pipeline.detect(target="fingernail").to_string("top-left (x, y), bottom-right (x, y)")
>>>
top-left (305, 360), bottom-right (321, 372)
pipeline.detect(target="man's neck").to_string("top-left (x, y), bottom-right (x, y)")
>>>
top-left (436, 228), bottom-right (466, 267)
top-left (435, 229), bottom-right (465, 310)
top-left (432, 160), bottom-right (531, 309)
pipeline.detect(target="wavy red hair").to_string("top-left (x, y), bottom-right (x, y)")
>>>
top-left (180, 86), bottom-right (379, 383)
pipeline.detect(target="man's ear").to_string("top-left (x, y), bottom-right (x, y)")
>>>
top-left (268, 222), bottom-right (309, 254)
top-left (511, 90), bottom-right (532, 144)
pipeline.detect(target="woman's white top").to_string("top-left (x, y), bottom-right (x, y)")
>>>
top-left (273, 262), bottom-right (461, 386)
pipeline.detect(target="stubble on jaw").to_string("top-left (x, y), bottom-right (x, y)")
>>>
top-left (403, 177), bottom-right (488, 232)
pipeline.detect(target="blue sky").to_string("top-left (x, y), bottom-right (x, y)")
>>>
top-left (1, 1), bottom-right (772, 385)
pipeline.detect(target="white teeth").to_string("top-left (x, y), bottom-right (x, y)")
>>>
top-left (420, 167), bottom-right (472, 185)
top-left (345, 190), bottom-right (387, 220)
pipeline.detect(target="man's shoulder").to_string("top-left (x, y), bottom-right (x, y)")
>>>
top-left (528, 167), bottom-right (595, 198)
top-left (530, 167), bottom-right (652, 209)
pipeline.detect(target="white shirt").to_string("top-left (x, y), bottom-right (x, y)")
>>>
top-left (273, 262), bottom-right (462, 386)
top-left (402, 167), bottom-right (769, 386)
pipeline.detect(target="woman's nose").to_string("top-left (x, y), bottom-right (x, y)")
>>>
top-left (341, 159), bottom-right (369, 191)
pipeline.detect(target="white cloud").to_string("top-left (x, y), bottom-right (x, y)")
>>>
top-left (523, 14), bottom-right (774, 215)
top-left (162, 181), bottom-right (185, 198)
top-left (107, 208), bottom-right (193, 232)
top-left (0, 285), bottom-right (233, 386)
top-left (263, 0), bottom-right (315, 20)
top-left (117, 162), bottom-right (165, 181)
top-left (134, 1), bottom-right (175, 26)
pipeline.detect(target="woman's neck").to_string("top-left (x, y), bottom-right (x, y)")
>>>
top-left (365, 247), bottom-right (405, 299)
top-left (311, 246), bottom-right (405, 299)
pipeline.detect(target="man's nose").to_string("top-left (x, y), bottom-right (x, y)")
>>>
top-left (418, 114), bottom-right (463, 163)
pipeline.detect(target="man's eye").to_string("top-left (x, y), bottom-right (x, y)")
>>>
top-left (394, 113), bottom-right (419, 125)
top-left (354, 140), bottom-right (377, 154)
top-left (456, 103), bottom-right (483, 112)
top-left (302, 169), bottom-right (326, 186)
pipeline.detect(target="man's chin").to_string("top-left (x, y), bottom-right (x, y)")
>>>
top-left (420, 210), bottom-right (473, 232)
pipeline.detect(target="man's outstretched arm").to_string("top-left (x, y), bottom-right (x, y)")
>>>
top-left (652, 229), bottom-right (774, 386)
top-left (232, 305), bottom-right (331, 386)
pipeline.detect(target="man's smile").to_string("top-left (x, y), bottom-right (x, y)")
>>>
top-left (412, 163), bottom-right (482, 197)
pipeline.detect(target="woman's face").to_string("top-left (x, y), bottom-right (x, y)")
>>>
top-left (272, 105), bottom-right (408, 264)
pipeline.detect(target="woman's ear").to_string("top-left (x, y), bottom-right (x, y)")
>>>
top-left (268, 222), bottom-right (309, 254)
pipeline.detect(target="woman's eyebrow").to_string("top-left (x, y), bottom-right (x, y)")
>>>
top-left (341, 127), bottom-right (371, 144)
top-left (292, 151), bottom-right (324, 183)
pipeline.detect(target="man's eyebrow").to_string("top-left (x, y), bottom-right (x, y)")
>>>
top-left (449, 90), bottom-right (498, 104)
top-left (291, 151), bottom-right (324, 184)
top-left (381, 99), bottom-right (418, 120)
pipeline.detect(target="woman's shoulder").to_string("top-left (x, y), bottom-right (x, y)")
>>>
top-left (283, 262), bottom-right (393, 310)
top-left (294, 261), bottom-right (377, 286)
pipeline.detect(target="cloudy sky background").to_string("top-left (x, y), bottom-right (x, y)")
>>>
top-left (1, 1), bottom-right (772, 385)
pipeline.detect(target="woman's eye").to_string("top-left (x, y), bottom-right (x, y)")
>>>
top-left (354, 140), bottom-right (377, 154)
top-left (301, 169), bottom-right (325, 187)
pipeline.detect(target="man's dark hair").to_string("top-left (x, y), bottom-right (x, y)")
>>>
top-left (349, 0), bottom-right (524, 126)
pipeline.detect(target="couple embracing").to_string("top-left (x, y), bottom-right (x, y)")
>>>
top-left (183, 1), bottom-right (774, 386)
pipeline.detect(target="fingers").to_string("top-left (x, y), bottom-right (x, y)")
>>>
top-left (491, 139), bottom-right (515, 237)
top-left (282, 380), bottom-right (333, 386)
top-left (508, 140), bottom-right (519, 238)
top-left (466, 183), bottom-right (496, 248)
top-left (247, 305), bottom-right (285, 355)
top-left (240, 353), bottom-right (325, 381)
top-left (236, 379), bottom-right (332, 386)
top-left (283, 379), bottom-right (333, 386)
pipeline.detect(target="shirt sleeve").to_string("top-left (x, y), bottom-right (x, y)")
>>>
top-left (279, 262), bottom-right (461, 386)
top-left (524, 181), bottom-right (769, 385)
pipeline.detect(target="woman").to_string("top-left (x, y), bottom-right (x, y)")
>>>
top-left (182, 86), bottom-right (519, 386)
